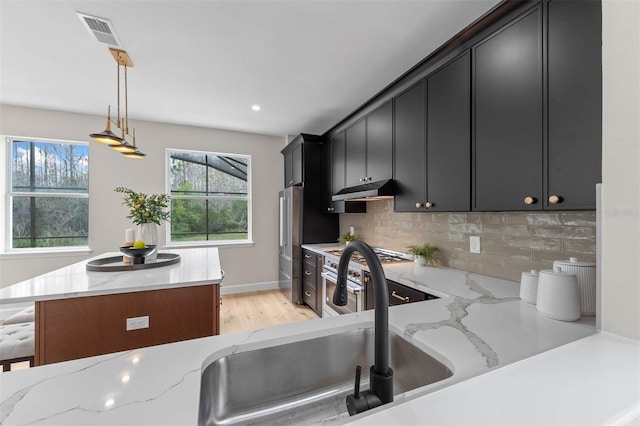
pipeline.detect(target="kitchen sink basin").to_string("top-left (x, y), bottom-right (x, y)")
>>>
top-left (198, 327), bottom-right (452, 425)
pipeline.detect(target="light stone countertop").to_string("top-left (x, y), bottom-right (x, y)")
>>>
top-left (0, 245), bottom-right (608, 425)
top-left (0, 247), bottom-right (223, 304)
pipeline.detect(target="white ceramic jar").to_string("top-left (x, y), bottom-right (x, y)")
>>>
top-left (536, 267), bottom-right (581, 322)
top-left (553, 257), bottom-right (596, 316)
top-left (519, 270), bottom-right (539, 304)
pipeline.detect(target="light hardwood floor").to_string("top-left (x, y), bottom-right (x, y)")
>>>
top-left (220, 289), bottom-right (319, 334)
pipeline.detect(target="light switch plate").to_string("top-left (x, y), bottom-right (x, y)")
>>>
top-left (126, 315), bottom-right (149, 331)
top-left (470, 236), bottom-right (481, 254)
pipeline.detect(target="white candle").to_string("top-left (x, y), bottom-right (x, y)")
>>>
top-left (125, 228), bottom-right (136, 243)
top-left (349, 226), bottom-right (355, 236)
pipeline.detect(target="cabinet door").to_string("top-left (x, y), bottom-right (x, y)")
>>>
top-left (427, 53), bottom-right (471, 211)
top-left (284, 143), bottom-right (303, 187)
top-left (345, 118), bottom-right (367, 187)
top-left (291, 143), bottom-right (303, 186)
top-left (547, 0), bottom-right (601, 210)
top-left (284, 150), bottom-right (293, 187)
top-left (394, 81), bottom-right (427, 212)
top-left (473, 8), bottom-right (543, 211)
top-left (366, 102), bottom-right (393, 182)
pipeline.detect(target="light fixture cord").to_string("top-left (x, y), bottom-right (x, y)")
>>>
top-left (125, 64), bottom-right (129, 135)
top-left (116, 60), bottom-right (121, 129)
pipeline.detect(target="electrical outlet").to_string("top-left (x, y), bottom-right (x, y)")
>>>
top-left (469, 236), bottom-right (481, 254)
top-left (126, 315), bottom-right (149, 331)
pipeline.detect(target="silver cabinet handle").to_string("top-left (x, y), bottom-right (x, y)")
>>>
top-left (425, 201), bottom-right (433, 208)
top-left (304, 291), bottom-right (312, 297)
top-left (523, 196), bottom-right (536, 205)
top-left (415, 202), bottom-right (423, 208)
top-left (391, 291), bottom-right (410, 303)
top-left (304, 254), bottom-right (311, 259)
top-left (304, 270), bottom-right (312, 276)
top-left (548, 195), bottom-right (561, 204)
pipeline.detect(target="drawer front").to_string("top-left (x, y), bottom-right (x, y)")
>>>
top-left (302, 282), bottom-right (317, 310)
top-left (303, 250), bottom-right (318, 266)
top-left (302, 260), bottom-right (316, 282)
top-left (387, 280), bottom-right (428, 306)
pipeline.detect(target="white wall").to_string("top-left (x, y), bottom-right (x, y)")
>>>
top-left (601, 0), bottom-right (640, 341)
top-left (0, 105), bottom-right (285, 290)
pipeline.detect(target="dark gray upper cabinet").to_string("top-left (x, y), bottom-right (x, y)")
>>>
top-left (365, 102), bottom-right (393, 182)
top-left (394, 81), bottom-right (427, 212)
top-left (328, 131), bottom-right (366, 214)
top-left (473, 7), bottom-right (543, 211)
top-left (426, 53), bottom-right (471, 212)
top-left (546, 0), bottom-right (602, 210)
top-left (283, 142), bottom-right (303, 187)
top-left (331, 131), bottom-right (346, 197)
top-left (345, 102), bottom-right (393, 187)
top-left (345, 118), bottom-right (367, 187)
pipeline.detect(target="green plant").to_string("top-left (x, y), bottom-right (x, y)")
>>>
top-left (407, 243), bottom-right (440, 264)
top-left (115, 187), bottom-right (170, 225)
top-left (338, 232), bottom-right (358, 243)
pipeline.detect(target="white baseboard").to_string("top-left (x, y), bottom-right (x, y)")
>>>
top-left (220, 280), bottom-right (281, 296)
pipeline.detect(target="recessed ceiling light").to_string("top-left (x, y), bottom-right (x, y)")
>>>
top-left (251, 105), bottom-right (261, 111)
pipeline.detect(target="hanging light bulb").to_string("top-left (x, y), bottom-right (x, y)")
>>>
top-left (90, 105), bottom-right (125, 145)
top-left (123, 129), bottom-right (146, 159)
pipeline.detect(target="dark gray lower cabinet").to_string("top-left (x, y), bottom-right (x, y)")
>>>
top-left (473, 6), bottom-right (543, 211)
top-left (546, 0), bottom-right (602, 210)
top-left (426, 53), bottom-right (471, 212)
top-left (394, 81), bottom-right (427, 212)
top-left (302, 250), bottom-right (322, 316)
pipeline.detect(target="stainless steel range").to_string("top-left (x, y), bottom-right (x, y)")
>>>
top-left (321, 247), bottom-right (412, 317)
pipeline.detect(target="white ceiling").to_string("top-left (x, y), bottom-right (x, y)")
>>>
top-left (0, 0), bottom-right (500, 137)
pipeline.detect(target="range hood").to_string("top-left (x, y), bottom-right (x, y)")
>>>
top-left (332, 179), bottom-right (395, 201)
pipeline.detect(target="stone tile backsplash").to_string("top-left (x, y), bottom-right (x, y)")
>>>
top-left (339, 200), bottom-right (596, 283)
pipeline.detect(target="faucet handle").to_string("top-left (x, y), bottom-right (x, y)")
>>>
top-left (353, 365), bottom-right (361, 398)
top-left (346, 365), bottom-right (370, 415)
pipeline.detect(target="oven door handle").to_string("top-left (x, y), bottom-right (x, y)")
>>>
top-left (322, 272), bottom-right (360, 294)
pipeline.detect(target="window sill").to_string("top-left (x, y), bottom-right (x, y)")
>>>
top-left (0, 248), bottom-right (93, 260)
top-left (164, 241), bottom-right (254, 249)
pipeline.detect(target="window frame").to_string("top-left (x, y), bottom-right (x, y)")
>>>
top-left (165, 148), bottom-right (253, 247)
top-left (4, 136), bottom-right (90, 254)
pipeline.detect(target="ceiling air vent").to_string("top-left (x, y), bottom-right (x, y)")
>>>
top-left (76, 12), bottom-right (122, 47)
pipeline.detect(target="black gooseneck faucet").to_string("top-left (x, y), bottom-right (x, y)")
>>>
top-left (333, 240), bottom-right (393, 416)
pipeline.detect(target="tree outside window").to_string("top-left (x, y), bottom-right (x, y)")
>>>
top-left (168, 150), bottom-right (250, 243)
top-left (9, 138), bottom-right (89, 249)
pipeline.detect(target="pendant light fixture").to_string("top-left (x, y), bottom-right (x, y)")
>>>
top-left (90, 48), bottom-right (146, 159)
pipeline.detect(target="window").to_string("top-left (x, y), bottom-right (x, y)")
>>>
top-left (168, 149), bottom-right (251, 244)
top-left (8, 138), bottom-right (89, 249)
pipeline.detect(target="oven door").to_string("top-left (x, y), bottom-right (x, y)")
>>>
top-left (322, 271), bottom-right (361, 316)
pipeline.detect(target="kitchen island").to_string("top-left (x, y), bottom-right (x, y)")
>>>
top-left (0, 247), bottom-right (223, 365)
top-left (1, 254), bottom-right (637, 425)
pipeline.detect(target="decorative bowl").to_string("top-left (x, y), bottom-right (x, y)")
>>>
top-left (119, 245), bottom-right (157, 264)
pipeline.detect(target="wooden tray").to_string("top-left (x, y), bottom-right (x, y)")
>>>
top-left (86, 253), bottom-right (181, 272)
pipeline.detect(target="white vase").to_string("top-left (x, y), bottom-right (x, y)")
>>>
top-left (137, 223), bottom-right (158, 261)
top-left (414, 255), bottom-right (426, 266)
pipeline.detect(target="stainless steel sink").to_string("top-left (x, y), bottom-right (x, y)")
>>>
top-left (198, 327), bottom-right (452, 425)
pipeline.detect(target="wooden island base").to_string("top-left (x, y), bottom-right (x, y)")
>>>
top-left (35, 284), bottom-right (219, 366)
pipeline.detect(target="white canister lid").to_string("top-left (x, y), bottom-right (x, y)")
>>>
top-left (540, 268), bottom-right (577, 277)
top-left (554, 257), bottom-right (595, 267)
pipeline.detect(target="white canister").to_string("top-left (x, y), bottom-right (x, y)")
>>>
top-left (536, 267), bottom-right (581, 322)
top-left (519, 270), bottom-right (539, 304)
top-left (553, 257), bottom-right (596, 316)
